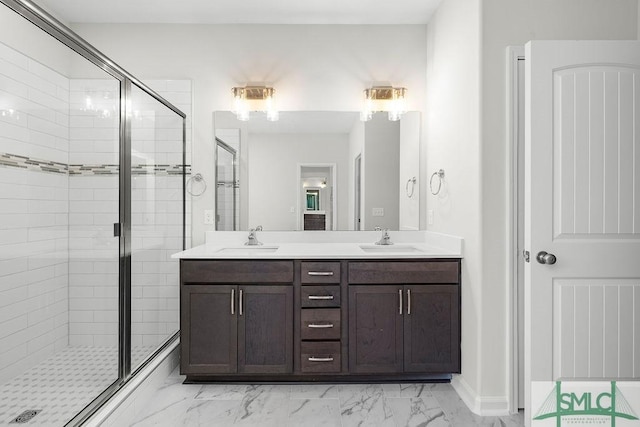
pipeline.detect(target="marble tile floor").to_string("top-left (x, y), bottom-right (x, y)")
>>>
top-left (132, 368), bottom-right (525, 427)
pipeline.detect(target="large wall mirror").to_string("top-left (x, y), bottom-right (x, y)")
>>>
top-left (213, 111), bottom-right (421, 231)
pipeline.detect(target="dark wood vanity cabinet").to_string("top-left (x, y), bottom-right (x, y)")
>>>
top-left (348, 261), bottom-right (461, 374)
top-left (180, 260), bottom-right (294, 376)
top-left (180, 257), bottom-right (460, 381)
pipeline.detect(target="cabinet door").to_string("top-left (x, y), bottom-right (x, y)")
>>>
top-left (238, 285), bottom-right (293, 374)
top-left (348, 285), bottom-right (403, 373)
top-left (404, 285), bottom-right (460, 373)
top-left (181, 285), bottom-right (237, 374)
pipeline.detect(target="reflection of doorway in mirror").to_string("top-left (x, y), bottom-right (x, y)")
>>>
top-left (215, 136), bottom-right (239, 230)
top-left (298, 164), bottom-right (336, 231)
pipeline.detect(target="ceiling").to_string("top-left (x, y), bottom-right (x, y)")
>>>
top-left (32, 0), bottom-right (442, 25)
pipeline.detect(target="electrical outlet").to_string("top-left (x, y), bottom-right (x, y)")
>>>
top-left (372, 208), bottom-right (384, 217)
top-left (427, 209), bottom-right (434, 225)
top-left (289, 206), bottom-right (295, 213)
top-left (204, 209), bottom-right (214, 224)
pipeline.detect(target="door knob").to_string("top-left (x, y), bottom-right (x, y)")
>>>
top-left (536, 251), bottom-right (557, 265)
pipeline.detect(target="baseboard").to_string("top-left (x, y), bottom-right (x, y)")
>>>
top-left (451, 375), bottom-right (511, 416)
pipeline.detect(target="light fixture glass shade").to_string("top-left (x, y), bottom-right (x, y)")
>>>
top-left (231, 86), bottom-right (278, 121)
top-left (360, 86), bottom-right (407, 122)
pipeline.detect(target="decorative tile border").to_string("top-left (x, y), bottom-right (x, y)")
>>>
top-left (0, 152), bottom-right (190, 176)
top-left (0, 153), bottom-right (68, 174)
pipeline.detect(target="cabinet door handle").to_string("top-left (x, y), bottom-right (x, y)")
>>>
top-left (231, 288), bottom-right (235, 315)
top-left (399, 289), bottom-right (403, 315)
top-left (239, 289), bottom-right (243, 316)
top-left (308, 357), bottom-right (334, 362)
top-left (407, 289), bottom-right (411, 315)
top-left (308, 323), bottom-right (334, 328)
top-left (307, 271), bottom-right (334, 276)
top-left (308, 295), bottom-right (334, 300)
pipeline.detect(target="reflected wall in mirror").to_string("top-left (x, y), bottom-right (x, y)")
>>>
top-left (213, 111), bottom-right (421, 231)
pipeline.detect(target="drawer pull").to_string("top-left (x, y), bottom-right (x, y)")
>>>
top-left (231, 288), bottom-right (235, 315)
top-left (308, 323), bottom-right (334, 329)
top-left (308, 295), bottom-right (334, 300)
top-left (399, 289), bottom-right (403, 315)
top-left (407, 289), bottom-right (412, 315)
top-left (308, 357), bottom-right (334, 362)
top-left (308, 271), bottom-right (334, 276)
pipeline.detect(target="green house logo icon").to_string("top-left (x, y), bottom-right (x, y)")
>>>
top-left (534, 381), bottom-right (639, 426)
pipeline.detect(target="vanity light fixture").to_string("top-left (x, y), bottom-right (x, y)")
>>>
top-left (360, 86), bottom-right (407, 122)
top-left (231, 85), bottom-right (279, 122)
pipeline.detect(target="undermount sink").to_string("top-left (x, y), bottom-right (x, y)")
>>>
top-left (359, 244), bottom-right (424, 253)
top-left (216, 246), bottom-right (279, 255)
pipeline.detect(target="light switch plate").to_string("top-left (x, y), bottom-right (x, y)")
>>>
top-left (204, 209), bottom-right (214, 224)
top-left (427, 209), bottom-right (434, 225)
top-left (372, 208), bottom-right (384, 217)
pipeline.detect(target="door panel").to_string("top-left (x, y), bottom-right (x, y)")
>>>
top-left (553, 280), bottom-right (640, 379)
top-left (404, 285), bottom-right (460, 373)
top-left (553, 66), bottom-right (640, 238)
top-left (526, 41), bottom-right (640, 421)
top-left (238, 285), bottom-right (293, 374)
top-left (181, 285), bottom-right (237, 374)
top-left (348, 285), bottom-right (403, 373)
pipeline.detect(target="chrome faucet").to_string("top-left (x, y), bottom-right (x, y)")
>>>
top-left (375, 228), bottom-right (393, 245)
top-left (245, 225), bottom-right (263, 246)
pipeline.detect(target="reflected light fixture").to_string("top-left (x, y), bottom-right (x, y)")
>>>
top-left (360, 86), bottom-right (407, 122)
top-left (231, 85), bottom-right (278, 122)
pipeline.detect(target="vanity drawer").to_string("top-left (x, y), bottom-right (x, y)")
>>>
top-left (300, 341), bottom-right (341, 373)
top-left (348, 261), bottom-right (459, 284)
top-left (301, 308), bottom-right (341, 340)
top-left (301, 262), bottom-right (341, 284)
top-left (301, 285), bottom-right (341, 308)
top-left (181, 260), bottom-right (294, 284)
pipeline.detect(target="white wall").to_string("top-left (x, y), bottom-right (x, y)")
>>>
top-left (363, 113), bottom-right (400, 230)
top-left (426, 0), bottom-right (639, 414)
top-left (247, 133), bottom-right (349, 230)
top-left (480, 0), bottom-right (638, 406)
top-left (70, 23), bottom-right (428, 245)
top-left (425, 0), bottom-right (482, 409)
top-left (399, 111), bottom-right (421, 230)
top-left (347, 120), bottom-right (364, 231)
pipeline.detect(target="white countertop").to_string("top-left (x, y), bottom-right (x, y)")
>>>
top-left (172, 230), bottom-right (463, 260)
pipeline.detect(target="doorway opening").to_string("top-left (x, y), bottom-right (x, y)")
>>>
top-left (297, 164), bottom-right (337, 230)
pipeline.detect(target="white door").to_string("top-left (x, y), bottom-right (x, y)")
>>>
top-left (525, 40), bottom-right (640, 421)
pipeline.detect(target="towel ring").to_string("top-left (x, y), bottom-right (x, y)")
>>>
top-left (429, 169), bottom-right (445, 195)
top-left (186, 173), bottom-right (207, 196)
top-left (405, 176), bottom-right (416, 198)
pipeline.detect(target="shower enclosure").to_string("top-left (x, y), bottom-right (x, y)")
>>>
top-left (215, 138), bottom-right (238, 231)
top-left (0, 1), bottom-right (187, 425)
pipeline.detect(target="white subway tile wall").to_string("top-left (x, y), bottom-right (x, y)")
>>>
top-left (0, 42), bottom-right (70, 385)
top-left (0, 39), bottom-right (192, 384)
top-left (68, 79), bottom-right (120, 347)
top-left (129, 81), bottom-right (191, 360)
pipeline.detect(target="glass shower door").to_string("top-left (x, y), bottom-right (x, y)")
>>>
top-left (129, 83), bottom-right (183, 372)
top-left (215, 139), bottom-right (238, 231)
top-left (0, 27), bottom-right (121, 426)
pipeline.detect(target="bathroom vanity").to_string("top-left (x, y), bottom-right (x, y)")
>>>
top-left (174, 231), bottom-right (462, 382)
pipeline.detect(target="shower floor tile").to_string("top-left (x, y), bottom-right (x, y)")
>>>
top-left (0, 346), bottom-right (153, 426)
